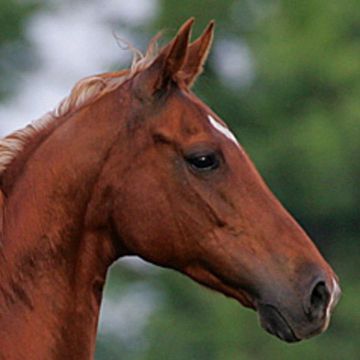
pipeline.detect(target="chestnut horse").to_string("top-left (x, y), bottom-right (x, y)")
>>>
top-left (0, 19), bottom-right (340, 359)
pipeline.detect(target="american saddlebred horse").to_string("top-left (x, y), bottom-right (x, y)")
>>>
top-left (0, 19), bottom-right (340, 359)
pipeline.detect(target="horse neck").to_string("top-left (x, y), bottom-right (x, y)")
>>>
top-left (0, 89), bottom-right (128, 359)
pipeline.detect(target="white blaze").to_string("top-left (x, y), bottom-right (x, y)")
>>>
top-left (208, 114), bottom-right (239, 147)
top-left (323, 278), bottom-right (341, 330)
top-left (327, 279), bottom-right (341, 318)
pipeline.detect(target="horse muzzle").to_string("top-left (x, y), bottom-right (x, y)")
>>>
top-left (256, 277), bottom-right (341, 342)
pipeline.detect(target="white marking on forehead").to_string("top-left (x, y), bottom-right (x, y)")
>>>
top-left (208, 115), bottom-right (239, 147)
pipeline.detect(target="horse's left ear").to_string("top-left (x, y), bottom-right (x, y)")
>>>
top-left (133, 18), bottom-right (193, 99)
top-left (179, 20), bottom-right (215, 88)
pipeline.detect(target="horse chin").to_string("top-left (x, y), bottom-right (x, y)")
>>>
top-left (257, 304), bottom-right (301, 343)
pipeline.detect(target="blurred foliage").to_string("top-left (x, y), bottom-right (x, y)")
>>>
top-left (0, 0), bottom-right (41, 98)
top-left (0, 0), bottom-right (359, 359)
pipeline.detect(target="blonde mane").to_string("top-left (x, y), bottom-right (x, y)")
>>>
top-left (0, 38), bottom-right (159, 177)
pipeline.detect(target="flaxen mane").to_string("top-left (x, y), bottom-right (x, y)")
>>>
top-left (0, 37), bottom-right (160, 178)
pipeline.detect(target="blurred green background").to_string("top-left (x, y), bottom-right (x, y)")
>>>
top-left (1, 0), bottom-right (359, 359)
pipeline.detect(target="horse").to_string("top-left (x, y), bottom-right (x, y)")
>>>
top-left (0, 19), bottom-right (340, 359)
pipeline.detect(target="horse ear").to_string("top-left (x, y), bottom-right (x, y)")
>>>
top-left (180, 21), bottom-right (215, 88)
top-left (133, 18), bottom-right (194, 99)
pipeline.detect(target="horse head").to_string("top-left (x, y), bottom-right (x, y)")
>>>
top-left (98, 19), bottom-right (340, 342)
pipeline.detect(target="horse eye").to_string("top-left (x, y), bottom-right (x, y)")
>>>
top-left (185, 152), bottom-right (220, 172)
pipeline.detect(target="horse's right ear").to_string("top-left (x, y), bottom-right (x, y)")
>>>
top-left (133, 18), bottom-right (194, 100)
top-left (181, 20), bottom-right (215, 87)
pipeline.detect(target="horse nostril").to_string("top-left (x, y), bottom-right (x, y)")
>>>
top-left (307, 281), bottom-right (331, 320)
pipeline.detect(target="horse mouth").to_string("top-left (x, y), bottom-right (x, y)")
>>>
top-left (257, 304), bottom-right (300, 343)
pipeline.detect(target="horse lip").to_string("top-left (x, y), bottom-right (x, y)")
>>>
top-left (257, 304), bottom-right (300, 343)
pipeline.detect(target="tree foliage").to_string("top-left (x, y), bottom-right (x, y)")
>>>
top-left (0, 0), bottom-right (40, 98)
